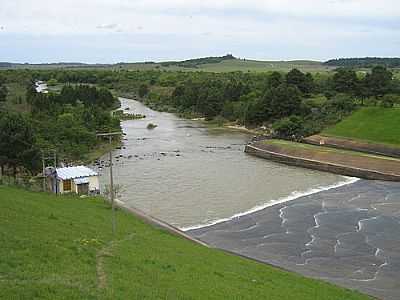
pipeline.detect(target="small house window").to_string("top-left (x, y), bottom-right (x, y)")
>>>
top-left (63, 179), bottom-right (72, 191)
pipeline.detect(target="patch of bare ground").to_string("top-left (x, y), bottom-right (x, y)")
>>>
top-left (305, 134), bottom-right (400, 158)
top-left (254, 140), bottom-right (400, 178)
top-left (96, 234), bottom-right (135, 290)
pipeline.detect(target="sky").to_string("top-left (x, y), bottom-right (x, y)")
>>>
top-left (0, 0), bottom-right (399, 63)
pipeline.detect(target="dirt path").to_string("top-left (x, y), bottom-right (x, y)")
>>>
top-left (96, 234), bottom-right (136, 290)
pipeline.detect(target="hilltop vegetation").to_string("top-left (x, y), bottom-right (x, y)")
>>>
top-left (325, 57), bottom-right (400, 68)
top-left (160, 54), bottom-right (236, 68)
top-left (0, 186), bottom-right (371, 300)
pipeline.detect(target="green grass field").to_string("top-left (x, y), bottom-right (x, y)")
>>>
top-left (0, 186), bottom-right (371, 300)
top-left (323, 107), bottom-right (400, 146)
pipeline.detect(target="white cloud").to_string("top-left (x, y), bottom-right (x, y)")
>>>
top-left (96, 23), bottom-right (119, 30)
top-left (0, 0), bottom-right (398, 61)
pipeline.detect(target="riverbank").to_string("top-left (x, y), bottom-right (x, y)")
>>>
top-left (246, 140), bottom-right (400, 181)
top-left (84, 138), bottom-right (122, 164)
top-left (0, 186), bottom-right (371, 300)
top-left (115, 94), bottom-right (268, 135)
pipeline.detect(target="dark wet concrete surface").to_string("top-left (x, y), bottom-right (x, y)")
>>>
top-left (188, 180), bottom-right (400, 300)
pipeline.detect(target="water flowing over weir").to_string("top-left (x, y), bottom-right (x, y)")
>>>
top-left (188, 180), bottom-right (400, 300)
top-left (94, 98), bottom-right (400, 299)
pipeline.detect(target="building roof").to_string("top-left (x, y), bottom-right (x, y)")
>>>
top-left (74, 177), bottom-right (90, 184)
top-left (56, 166), bottom-right (98, 180)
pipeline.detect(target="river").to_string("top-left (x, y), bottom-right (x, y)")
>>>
top-left (95, 98), bottom-right (349, 229)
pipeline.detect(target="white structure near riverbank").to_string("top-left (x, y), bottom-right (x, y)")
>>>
top-left (47, 166), bottom-right (100, 195)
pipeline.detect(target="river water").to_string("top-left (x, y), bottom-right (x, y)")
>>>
top-left (95, 98), bottom-right (349, 229)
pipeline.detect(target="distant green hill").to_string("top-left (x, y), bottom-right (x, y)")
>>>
top-left (4, 56), bottom-right (400, 72)
top-left (160, 54), bottom-right (236, 68)
top-left (323, 107), bottom-right (400, 146)
top-left (0, 186), bottom-right (370, 299)
top-left (117, 58), bottom-right (331, 73)
top-left (0, 56), bottom-right (333, 73)
top-left (324, 57), bottom-right (400, 68)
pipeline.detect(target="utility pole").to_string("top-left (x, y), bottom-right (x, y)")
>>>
top-left (96, 132), bottom-right (121, 235)
top-left (41, 149), bottom-right (58, 192)
top-left (53, 150), bottom-right (57, 169)
top-left (42, 152), bottom-right (46, 191)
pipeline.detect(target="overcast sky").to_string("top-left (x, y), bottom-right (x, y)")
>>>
top-left (0, 0), bottom-right (399, 63)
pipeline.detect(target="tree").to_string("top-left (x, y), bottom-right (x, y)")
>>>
top-left (0, 75), bottom-right (7, 103)
top-left (138, 84), bottom-right (149, 98)
top-left (224, 79), bottom-right (246, 101)
top-left (0, 112), bottom-right (40, 174)
top-left (262, 84), bottom-right (302, 120)
top-left (332, 68), bottom-right (359, 95)
top-left (286, 69), bottom-right (314, 94)
top-left (326, 94), bottom-right (356, 114)
top-left (267, 72), bottom-right (283, 89)
top-left (273, 115), bottom-right (304, 139)
top-left (363, 66), bottom-right (393, 98)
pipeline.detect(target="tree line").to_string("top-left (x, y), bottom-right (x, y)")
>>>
top-left (0, 81), bottom-right (119, 176)
top-left (325, 57), bottom-right (400, 68)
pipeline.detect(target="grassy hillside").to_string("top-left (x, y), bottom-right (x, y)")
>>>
top-left (101, 59), bottom-right (333, 73)
top-left (1, 59), bottom-right (334, 73)
top-left (196, 59), bottom-right (332, 73)
top-left (323, 107), bottom-right (400, 146)
top-left (0, 186), bottom-right (370, 299)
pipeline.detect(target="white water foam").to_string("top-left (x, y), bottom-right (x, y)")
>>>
top-left (180, 176), bottom-right (360, 232)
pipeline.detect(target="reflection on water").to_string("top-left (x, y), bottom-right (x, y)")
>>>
top-left (95, 98), bottom-right (345, 228)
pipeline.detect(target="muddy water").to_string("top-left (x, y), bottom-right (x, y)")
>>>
top-left (95, 98), bottom-right (348, 229)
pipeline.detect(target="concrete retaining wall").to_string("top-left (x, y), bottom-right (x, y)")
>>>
top-left (114, 199), bottom-right (209, 247)
top-left (245, 144), bottom-right (400, 181)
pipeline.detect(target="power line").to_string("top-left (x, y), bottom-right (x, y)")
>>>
top-left (41, 149), bottom-right (57, 192)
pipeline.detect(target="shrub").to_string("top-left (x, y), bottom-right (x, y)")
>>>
top-left (273, 115), bottom-right (304, 140)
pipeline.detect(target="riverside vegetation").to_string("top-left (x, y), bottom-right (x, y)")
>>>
top-left (0, 186), bottom-right (372, 300)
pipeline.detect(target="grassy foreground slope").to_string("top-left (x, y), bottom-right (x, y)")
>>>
top-left (0, 186), bottom-right (371, 300)
top-left (323, 107), bottom-right (400, 146)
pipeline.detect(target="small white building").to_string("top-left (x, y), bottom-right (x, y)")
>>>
top-left (47, 166), bottom-right (100, 195)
